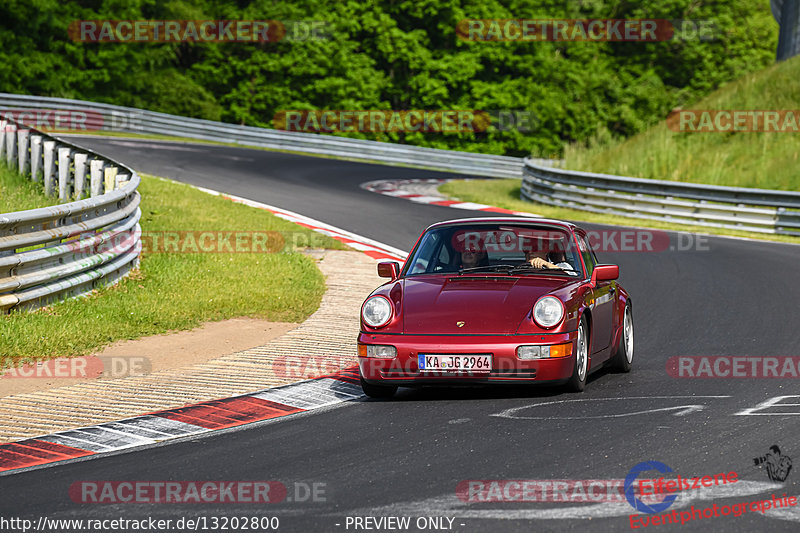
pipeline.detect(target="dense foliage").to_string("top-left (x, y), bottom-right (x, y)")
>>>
top-left (0, 0), bottom-right (778, 156)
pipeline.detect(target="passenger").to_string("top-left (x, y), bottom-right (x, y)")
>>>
top-left (460, 249), bottom-right (488, 269)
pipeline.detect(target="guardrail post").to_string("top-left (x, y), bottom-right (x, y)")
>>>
top-left (57, 147), bottom-right (73, 201)
top-left (30, 134), bottom-right (42, 181)
top-left (104, 166), bottom-right (118, 191)
top-left (73, 153), bottom-right (88, 199)
top-left (5, 124), bottom-right (17, 168)
top-left (17, 129), bottom-right (30, 176)
top-left (0, 119), bottom-right (6, 159)
top-left (42, 140), bottom-right (56, 196)
top-left (90, 159), bottom-right (104, 197)
top-left (115, 172), bottom-right (131, 189)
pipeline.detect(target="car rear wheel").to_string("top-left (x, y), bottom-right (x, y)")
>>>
top-left (610, 303), bottom-right (633, 372)
top-left (566, 316), bottom-right (588, 392)
top-left (360, 376), bottom-right (397, 399)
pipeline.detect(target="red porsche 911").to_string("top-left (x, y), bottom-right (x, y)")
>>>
top-left (357, 218), bottom-right (633, 398)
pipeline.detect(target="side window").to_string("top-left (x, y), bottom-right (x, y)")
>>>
top-left (436, 244), bottom-right (451, 268)
top-left (577, 235), bottom-right (596, 276)
top-left (407, 232), bottom-right (441, 274)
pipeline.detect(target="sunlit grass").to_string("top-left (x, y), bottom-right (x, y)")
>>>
top-left (0, 173), bottom-right (346, 362)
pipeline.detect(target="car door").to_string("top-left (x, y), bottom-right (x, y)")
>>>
top-left (577, 233), bottom-right (614, 356)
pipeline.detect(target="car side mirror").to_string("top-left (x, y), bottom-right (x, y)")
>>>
top-left (591, 264), bottom-right (619, 285)
top-left (377, 261), bottom-right (400, 280)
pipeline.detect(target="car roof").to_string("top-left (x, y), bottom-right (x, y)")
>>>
top-left (423, 217), bottom-right (580, 233)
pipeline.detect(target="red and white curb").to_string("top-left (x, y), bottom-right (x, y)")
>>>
top-left (361, 178), bottom-right (540, 218)
top-left (0, 186), bottom-right (408, 475)
top-left (195, 186), bottom-right (407, 262)
top-left (0, 368), bottom-right (363, 474)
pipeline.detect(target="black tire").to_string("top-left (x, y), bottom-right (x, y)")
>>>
top-left (566, 316), bottom-right (589, 392)
top-left (610, 303), bottom-right (634, 373)
top-left (360, 376), bottom-right (397, 399)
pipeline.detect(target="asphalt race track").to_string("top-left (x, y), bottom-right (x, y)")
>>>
top-left (2, 137), bottom-right (800, 533)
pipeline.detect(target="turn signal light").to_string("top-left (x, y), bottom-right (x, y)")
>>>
top-left (517, 343), bottom-right (573, 359)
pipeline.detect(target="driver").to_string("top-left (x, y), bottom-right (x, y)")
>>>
top-left (523, 238), bottom-right (572, 270)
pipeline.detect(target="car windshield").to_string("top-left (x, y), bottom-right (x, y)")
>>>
top-left (403, 224), bottom-right (582, 277)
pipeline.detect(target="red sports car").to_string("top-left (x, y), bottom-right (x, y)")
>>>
top-left (357, 218), bottom-right (633, 398)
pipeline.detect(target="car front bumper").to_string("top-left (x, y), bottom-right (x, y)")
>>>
top-left (358, 331), bottom-right (578, 386)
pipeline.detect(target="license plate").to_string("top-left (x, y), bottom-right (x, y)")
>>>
top-left (418, 354), bottom-right (492, 373)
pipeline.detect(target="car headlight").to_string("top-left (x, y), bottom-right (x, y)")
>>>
top-left (533, 296), bottom-right (565, 328)
top-left (362, 295), bottom-right (393, 328)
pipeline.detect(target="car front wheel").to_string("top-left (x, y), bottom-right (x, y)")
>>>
top-left (610, 303), bottom-right (633, 372)
top-left (566, 316), bottom-right (589, 392)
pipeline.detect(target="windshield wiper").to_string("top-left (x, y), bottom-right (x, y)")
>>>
top-left (510, 263), bottom-right (580, 274)
top-left (458, 264), bottom-right (516, 275)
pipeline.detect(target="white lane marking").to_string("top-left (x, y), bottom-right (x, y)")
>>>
top-left (353, 481), bottom-right (782, 521)
top-left (764, 495), bottom-right (800, 522)
top-left (735, 395), bottom-right (800, 416)
top-left (409, 195), bottom-right (449, 204)
top-left (448, 202), bottom-right (493, 210)
top-left (193, 186), bottom-right (408, 260)
top-left (492, 396), bottom-right (731, 420)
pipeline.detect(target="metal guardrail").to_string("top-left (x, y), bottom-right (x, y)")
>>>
top-left (0, 117), bottom-right (141, 313)
top-left (0, 93), bottom-right (557, 178)
top-left (522, 159), bottom-right (800, 236)
top-left (4, 93), bottom-right (797, 238)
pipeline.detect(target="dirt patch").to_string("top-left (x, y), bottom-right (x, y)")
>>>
top-left (0, 318), bottom-right (296, 398)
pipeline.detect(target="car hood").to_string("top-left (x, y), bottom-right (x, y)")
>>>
top-left (402, 275), bottom-right (574, 335)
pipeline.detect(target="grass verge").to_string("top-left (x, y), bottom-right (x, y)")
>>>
top-left (0, 172), bottom-right (347, 363)
top-left (563, 55), bottom-right (800, 191)
top-left (0, 162), bottom-right (60, 212)
top-left (439, 178), bottom-right (800, 245)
